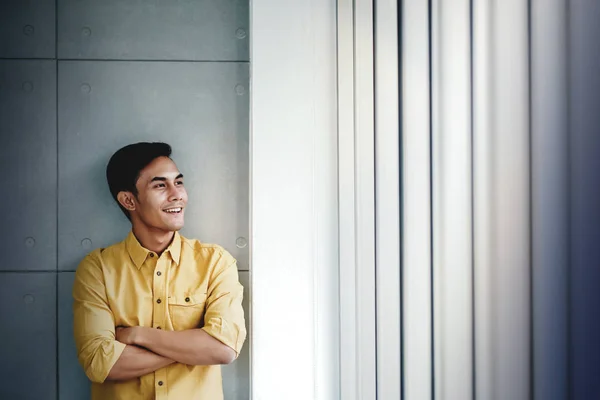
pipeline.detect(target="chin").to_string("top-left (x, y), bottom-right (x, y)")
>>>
top-left (155, 212), bottom-right (185, 232)
top-left (167, 221), bottom-right (185, 231)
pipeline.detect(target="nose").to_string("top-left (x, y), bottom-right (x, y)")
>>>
top-left (168, 184), bottom-right (184, 202)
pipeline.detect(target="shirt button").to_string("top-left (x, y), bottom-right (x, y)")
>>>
top-left (185, 297), bottom-right (190, 302)
top-left (157, 299), bottom-right (162, 304)
top-left (156, 271), bottom-right (162, 276)
top-left (149, 253), bottom-right (155, 258)
top-left (158, 381), bottom-right (163, 386)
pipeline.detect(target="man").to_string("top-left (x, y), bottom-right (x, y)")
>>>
top-left (72, 142), bottom-right (246, 400)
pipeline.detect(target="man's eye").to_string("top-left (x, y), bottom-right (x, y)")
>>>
top-left (176, 181), bottom-right (184, 186)
top-left (155, 183), bottom-right (165, 188)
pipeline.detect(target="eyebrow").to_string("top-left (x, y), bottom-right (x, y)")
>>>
top-left (149, 173), bottom-right (184, 184)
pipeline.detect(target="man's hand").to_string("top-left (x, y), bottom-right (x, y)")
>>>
top-left (116, 326), bottom-right (142, 345)
top-left (109, 327), bottom-right (177, 381)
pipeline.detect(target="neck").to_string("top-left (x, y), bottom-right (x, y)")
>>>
top-left (131, 224), bottom-right (175, 255)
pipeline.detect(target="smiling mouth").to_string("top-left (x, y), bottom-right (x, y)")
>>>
top-left (163, 207), bottom-right (183, 214)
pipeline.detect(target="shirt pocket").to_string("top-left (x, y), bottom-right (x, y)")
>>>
top-left (168, 292), bottom-right (208, 331)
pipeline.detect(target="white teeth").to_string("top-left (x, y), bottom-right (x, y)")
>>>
top-left (164, 208), bottom-right (182, 213)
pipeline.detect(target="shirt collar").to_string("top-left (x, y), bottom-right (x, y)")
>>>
top-left (165, 231), bottom-right (182, 266)
top-left (125, 231), bottom-right (182, 269)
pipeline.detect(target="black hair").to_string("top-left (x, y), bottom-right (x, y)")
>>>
top-left (106, 142), bottom-right (172, 220)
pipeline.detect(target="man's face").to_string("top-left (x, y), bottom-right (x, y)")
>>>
top-left (130, 156), bottom-right (188, 233)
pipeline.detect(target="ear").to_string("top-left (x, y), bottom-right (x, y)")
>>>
top-left (117, 191), bottom-right (137, 212)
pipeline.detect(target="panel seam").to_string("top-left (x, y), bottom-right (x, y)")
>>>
top-left (527, 2), bottom-right (535, 400)
top-left (398, 1), bottom-right (405, 399)
top-left (55, 0), bottom-right (60, 397)
top-left (469, 0), bottom-right (476, 399)
top-left (428, 0), bottom-right (436, 398)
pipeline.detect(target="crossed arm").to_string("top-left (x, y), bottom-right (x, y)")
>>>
top-left (73, 254), bottom-right (246, 384)
top-left (106, 327), bottom-right (236, 381)
top-left (102, 343), bottom-right (174, 382)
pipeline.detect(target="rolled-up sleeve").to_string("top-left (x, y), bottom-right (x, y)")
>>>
top-left (72, 252), bottom-right (126, 383)
top-left (201, 253), bottom-right (247, 357)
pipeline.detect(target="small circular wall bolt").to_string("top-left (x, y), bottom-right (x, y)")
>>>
top-left (235, 28), bottom-right (247, 39)
top-left (81, 83), bottom-right (91, 94)
top-left (236, 237), bottom-right (247, 248)
top-left (235, 85), bottom-right (245, 95)
top-left (22, 81), bottom-right (33, 92)
top-left (81, 238), bottom-right (92, 249)
top-left (81, 27), bottom-right (92, 36)
top-left (25, 237), bottom-right (36, 248)
top-left (23, 25), bottom-right (35, 36)
top-left (23, 294), bottom-right (35, 304)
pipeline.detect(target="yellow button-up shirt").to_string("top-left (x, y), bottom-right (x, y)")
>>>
top-left (72, 231), bottom-right (246, 400)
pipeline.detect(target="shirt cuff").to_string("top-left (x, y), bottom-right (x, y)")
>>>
top-left (202, 317), bottom-right (245, 355)
top-left (86, 339), bottom-right (127, 383)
